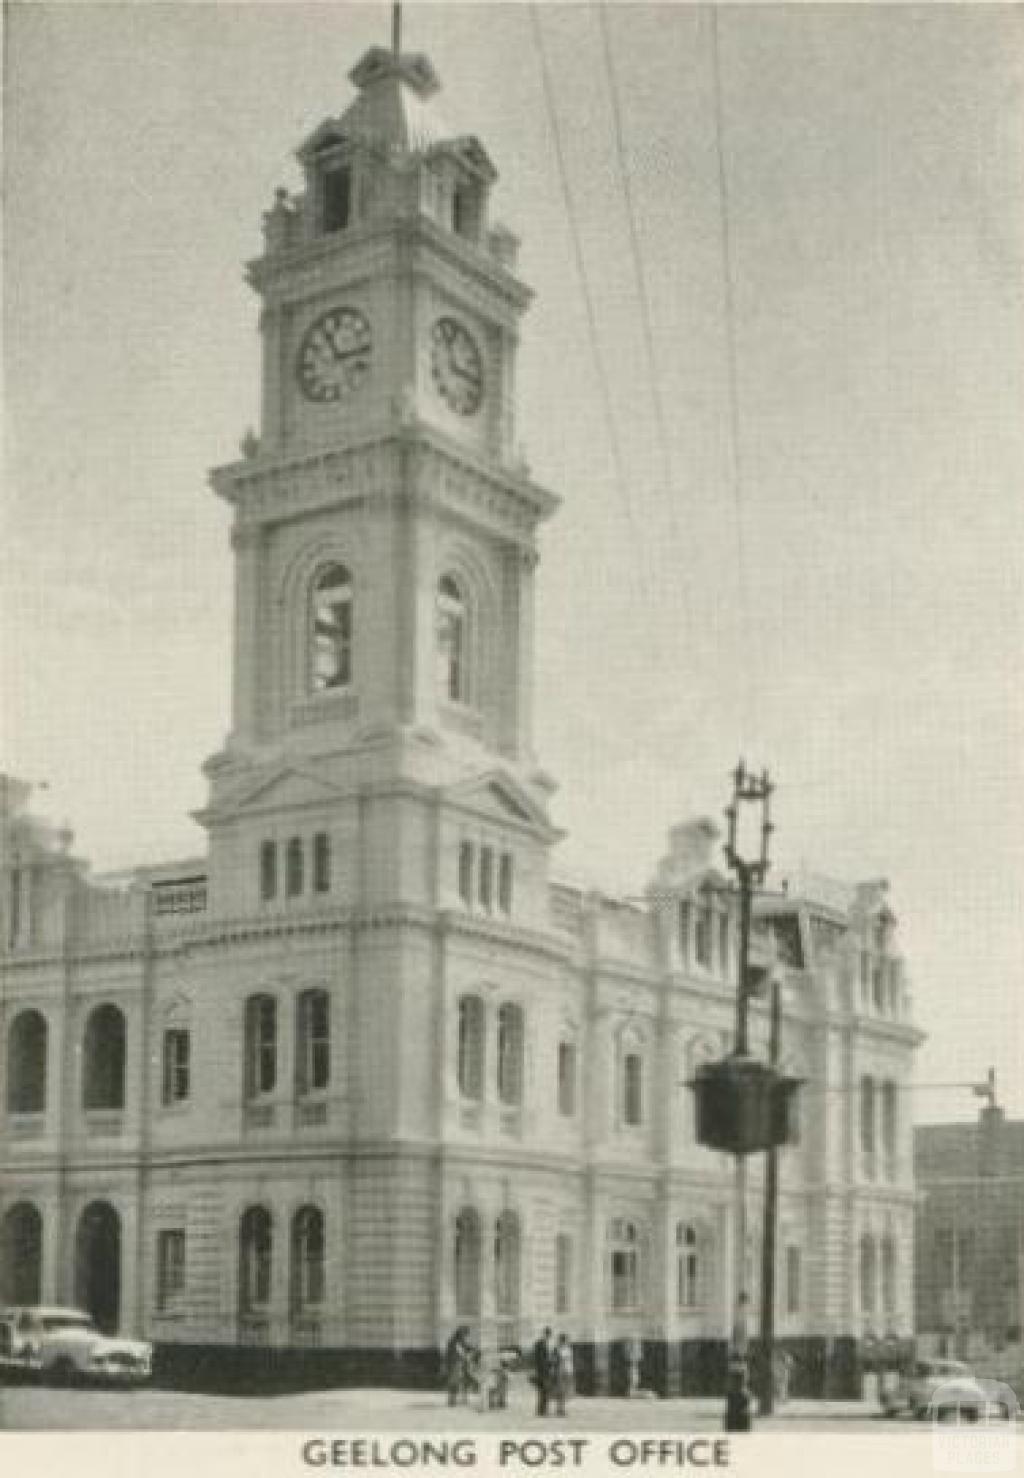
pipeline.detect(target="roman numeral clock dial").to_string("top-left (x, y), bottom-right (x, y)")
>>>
top-left (430, 317), bottom-right (483, 416)
top-left (296, 307), bottom-right (373, 403)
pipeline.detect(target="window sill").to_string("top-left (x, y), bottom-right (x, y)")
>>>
top-left (4, 1112), bottom-right (47, 1138)
top-left (244, 1102), bottom-right (276, 1130)
top-left (290, 691), bottom-right (359, 728)
top-left (83, 1111), bottom-right (126, 1137)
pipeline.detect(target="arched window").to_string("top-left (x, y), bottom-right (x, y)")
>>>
top-left (82, 1004), bottom-right (126, 1111)
top-left (260, 840), bottom-right (277, 902)
top-left (881, 1233), bottom-right (896, 1313)
top-left (676, 1222), bottom-right (700, 1309)
top-left (245, 995), bottom-right (277, 1098)
top-left (456, 995), bottom-right (484, 1100)
top-left (622, 1051), bottom-right (644, 1127)
top-left (454, 1208), bottom-right (481, 1317)
top-left (785, 1245), bottom-right (802, 1314)
top-left (437, 574), bottom-right (468, 704)
top-left (458, 841), bottom-right (474, 904)
top-left (296, 990), bottom-right (330, 1095)
top-left (860, 1233), bottom-right (877, 1314)
top-left (239, 1206), bottom-right (273, 1313)
top-left (609, 1218), bottom-right (641, 1312)
top-left (881, 1080), bottom-right (898, 1162)
top-left (494, 1211), bottom-right (521, 1317)
top-left (0, 1202), bottom-right (43, 1305)
top-left (286, 838), bottom-right (304, 898)
top-left (496, 1003), bottom-right (524, 1107)
top-left (291, 1206), bottom-right (325, 1311)
top-left (6, 1009), bottom-right (47, 1113)
top-left (311, 564), bottom-right (353, 691)
top-left (860, 1074), bottom-right (875, 1154)
top-left (555, 1232), bottom-right (573, 1315)
top-left (557, 1039), bottom-right (577, 1117)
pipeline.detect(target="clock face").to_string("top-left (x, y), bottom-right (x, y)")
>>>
top-left (297, 307), bottom-right (372, 403)
top-left (430, 317), bottom-right (483, 416)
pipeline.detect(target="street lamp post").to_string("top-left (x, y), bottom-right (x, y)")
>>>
top-left (721, 760), bottom-right (774, 1432)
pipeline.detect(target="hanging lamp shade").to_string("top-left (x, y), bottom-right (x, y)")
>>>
top-left (690, 1055), bottom-right (803, 1155)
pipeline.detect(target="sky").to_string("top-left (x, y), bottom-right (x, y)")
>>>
top-left (4, 2), bottom-right (1023, 1123)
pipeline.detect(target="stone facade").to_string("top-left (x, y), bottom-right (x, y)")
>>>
top-left (0, 42), bottom-right (922, 1396)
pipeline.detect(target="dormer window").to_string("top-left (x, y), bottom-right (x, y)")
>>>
top-left (321, 165), bottom-right (352, 234)
top-left (452, 178), bottom-right (479, 241)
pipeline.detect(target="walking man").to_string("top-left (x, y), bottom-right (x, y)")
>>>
top-left (532, 1326), bottom-right (556, 1416)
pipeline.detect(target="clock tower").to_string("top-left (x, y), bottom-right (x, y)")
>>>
top-left (200, 40), bottom-right (560, 917)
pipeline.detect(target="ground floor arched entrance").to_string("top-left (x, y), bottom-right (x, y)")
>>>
top-left (0, 1201), bottom-right (43, 1304)
top-left (74, 1201), bottom-right (121, 1333)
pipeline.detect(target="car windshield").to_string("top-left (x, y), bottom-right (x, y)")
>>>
top-left (40, 1315), bottom-right (97, 1333)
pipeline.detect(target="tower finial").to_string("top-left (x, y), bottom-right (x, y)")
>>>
top-left (391, 1), bottom-right (401, 57)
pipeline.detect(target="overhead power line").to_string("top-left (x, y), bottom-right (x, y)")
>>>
top-left (596, 1), bottom-right (692, 631)
top-left (527, 4), bottom-right (647, 569)
top-left (708, 6), bottom-right (759, 750)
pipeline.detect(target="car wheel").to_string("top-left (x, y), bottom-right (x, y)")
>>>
top-left (50, 1357), bottom-right (78, 1388)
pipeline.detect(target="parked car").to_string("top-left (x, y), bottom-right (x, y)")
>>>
top-left (0, 1306), bottom-right (151, 1386)
top-left (881, 1358), bottom-right (1014, 1421)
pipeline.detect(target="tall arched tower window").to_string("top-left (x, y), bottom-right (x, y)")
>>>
top-left (494, 1211), bottom-right (521, 1316)
top-left (437, 574), bottom-right (468, 704)
top-left (311, 564), bottom-right (353, 691)
top-left (454, 1208), bottom-right (481, 1317)
top-left (291, 1205), bottom-right (325, 1311)
top-left (239, 1206), bottom-right (273, 1313)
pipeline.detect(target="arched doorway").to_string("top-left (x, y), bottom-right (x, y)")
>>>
top-left (74, 1201), bottom-right (121, 1333)
top-left (0, 1202), bottom-right (43, 1304)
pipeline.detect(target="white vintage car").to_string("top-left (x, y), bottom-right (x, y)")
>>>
top-left (0, 1305), bottom-right (152, 1386)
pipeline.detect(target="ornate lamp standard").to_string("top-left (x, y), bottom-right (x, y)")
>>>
top-left (689, 763), bottom-right (801, 1431)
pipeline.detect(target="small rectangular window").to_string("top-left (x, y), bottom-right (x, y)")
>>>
top-left (9, 868), bottom-right (22, 948)
top-left (498, 852), bottom-right (513, 914)
top-left (557, 1041), bottom-right (577, 1117)
top-left (260, 841), bottom-right (277, 902)
top-left (322, 166), bottom-right (351, 233)
top-left (677, 901), bottom-right (690, 966)
top-left (458, 842), bottom-right (474, 905)
top-left (555, 1233), bottom-right (573, 1315)
top-left (157, 1229), bottom-right (186, 1310)
top-left (479, 846), bottom-right (494, 910)
top-left (313, 833), bottom-right (331, 894)
top-left (162, 1029), bottom-right (191, 1105)
top-left (623, 1053), bottom-right (643, 1127)
top-left (286, 838), bottom-right (304, 898)
top-left (786, 1246), bottom-right (801, 1314)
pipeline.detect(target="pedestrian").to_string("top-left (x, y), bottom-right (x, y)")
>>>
top-left (444, 1325), bottom-right (474, 1407)
top-left (625, 1334), bottom-right (643, 1397)
top-left (554, 1333), bottom-right (574, 1416)
top-left (531, 1325), bottom-right (556, 1416)
top-left (772, 1349), bottom-right (793, 1406)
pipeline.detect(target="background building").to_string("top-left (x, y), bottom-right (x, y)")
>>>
top-left (0, 38), bottom-right (922, 1396)
top-left (915, 1088), bottom-right (1024, 1384)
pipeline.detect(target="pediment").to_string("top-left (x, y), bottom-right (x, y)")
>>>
top-left (447, 769), bottom-right (560, 840)
top-left (200, 763), bottom-right (345, 822)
